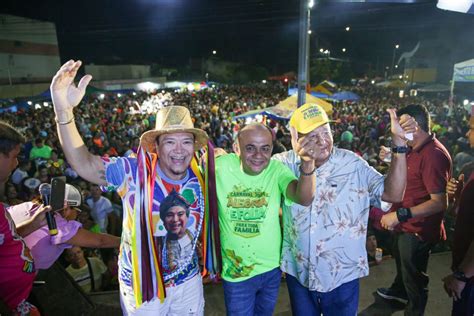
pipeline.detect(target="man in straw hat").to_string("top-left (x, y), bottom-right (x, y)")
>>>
top-left (215, 122), bottom-right (316, 315)
top-left (50, 60), bottom-right (208, 315)
top-left (272, 103), bottom-right (417, 315)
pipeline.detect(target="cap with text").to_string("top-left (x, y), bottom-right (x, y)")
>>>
top-left (289, 103), bottom-right (331, 134)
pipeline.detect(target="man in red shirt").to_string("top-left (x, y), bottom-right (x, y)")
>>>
top-left (442, 112), bottom-right (474, 316)
top-left (377, 104), bottom-right (452, 316)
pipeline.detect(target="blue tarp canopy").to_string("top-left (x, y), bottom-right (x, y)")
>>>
top-left (331, 91), bottom-right (360, 101)
top-left (288, 87), bottom-right (330, 99)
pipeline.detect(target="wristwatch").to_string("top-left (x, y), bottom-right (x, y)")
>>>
top-left (453, 270), bottom-right (470, 283)
top-left (396, 207), bottom-right (412, 222)
top-left (391, 146), bottom-right (408, 154)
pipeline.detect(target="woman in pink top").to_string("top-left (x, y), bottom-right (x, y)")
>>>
top-left (8, 184), bottom-right (120, 270)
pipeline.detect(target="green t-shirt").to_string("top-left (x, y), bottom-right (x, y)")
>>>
top-left (29, 145), bottom-right (52, 160)
top-left (216, 153), bottom-right (296, 282)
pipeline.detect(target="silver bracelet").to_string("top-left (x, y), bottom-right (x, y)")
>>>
top-left (55, 115), bottom-right (75, 125)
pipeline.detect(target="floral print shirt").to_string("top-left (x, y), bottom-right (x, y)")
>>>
top-left (273, 148), bottom-right (385, 292)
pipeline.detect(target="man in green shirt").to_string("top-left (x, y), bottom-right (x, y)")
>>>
top-left (29, 138), bottom-right (52, 163)
top-left (216, 123), bottom-right (316, 316)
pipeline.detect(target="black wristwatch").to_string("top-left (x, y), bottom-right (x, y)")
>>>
top-left (453, 270), bottom-right (470, 283)
top-left (391, 146), bottom-right (408, 154)
top-left (396, 207), bottom-right (412, 222)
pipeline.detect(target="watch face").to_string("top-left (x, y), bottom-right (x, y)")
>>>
top-left (454, 271), bottom-right (469, 282)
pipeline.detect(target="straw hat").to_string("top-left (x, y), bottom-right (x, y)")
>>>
top-left (140, 106), bottom-right (208, 153)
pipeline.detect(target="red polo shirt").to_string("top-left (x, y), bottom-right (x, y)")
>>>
top-left (393, 135), bottom-right (452, 243)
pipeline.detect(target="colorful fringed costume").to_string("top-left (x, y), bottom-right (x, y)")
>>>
top-left (101, 141), bottom-right (221, 310)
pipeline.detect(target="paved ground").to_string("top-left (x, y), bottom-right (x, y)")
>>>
top-left (203, 252), bottom-right (453, 316)
top-left (86, 252), bottom-right (453, 315)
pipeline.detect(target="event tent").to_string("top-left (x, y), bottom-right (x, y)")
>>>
top-left (331, 91), bottom-right (360, 101)
top-left (451, 58), bottom-right (474, 97)
top-left (453, 59), bottom-right (474, 83)
top-left (288, 87), bottom-right (330, 99)
top-left (234, 93), bottom-right (333, 121)
top-left (376, 80), bottom-right (407, 89)
top-left (311, 80), bottom-right (337, 96)
top-left (417, 84), bottom-right (451, 93)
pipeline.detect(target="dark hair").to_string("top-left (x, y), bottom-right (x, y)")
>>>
top-left (397, 104), bottom-right (430, 133)
top-left (0, 120), bottom-right (26, 156)
top-left (159, 190), bottom-right (190, 222)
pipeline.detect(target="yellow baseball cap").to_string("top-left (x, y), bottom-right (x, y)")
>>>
top-left (289, 103), bottom-right (331, 134)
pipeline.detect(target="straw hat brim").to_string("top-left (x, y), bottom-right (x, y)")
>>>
top-left (140, 128), bottom-right (209, 153)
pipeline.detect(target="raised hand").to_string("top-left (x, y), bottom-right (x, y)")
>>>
top-left (51, 60), bottom-right (92, 115)
top-left (387, 108), bottom-right (418, 145)
top-left (290, 126), bottom-right (316, 162)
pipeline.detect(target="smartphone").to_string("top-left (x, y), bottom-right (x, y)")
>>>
top-left (50, 176), bottom-right (66, 211)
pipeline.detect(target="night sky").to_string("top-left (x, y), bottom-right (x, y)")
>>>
top-left (1, 0), bottom-right (474, 76)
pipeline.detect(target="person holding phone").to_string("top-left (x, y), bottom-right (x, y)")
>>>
top-left (8, 183), bottom-right (120, 270)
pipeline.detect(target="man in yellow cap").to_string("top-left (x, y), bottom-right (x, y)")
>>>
top-left (272, 103), bottom-right (417, 315)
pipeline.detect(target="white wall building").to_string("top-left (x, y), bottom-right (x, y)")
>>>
top-left (85, 64), bottom-right (151, 81)
top-left (0, 14), bottom-right (61, 85)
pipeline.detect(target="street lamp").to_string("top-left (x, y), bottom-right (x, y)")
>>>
top-left (391, 44), bottom-right (400, 77)
top-left (212, 50), bottom-right (217, 55)
top-left (319, 48), bottom-right (324, 53)
top-left (308, 29), bottom-right (312, 34)
top-left (345, 26), bottom-right (350, 31)
top-left (342, 48), bottom-right (346, 52)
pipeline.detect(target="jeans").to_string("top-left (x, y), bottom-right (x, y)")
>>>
top-left (390, 232), bottom-right (433, 316)
top-left (286, 274), bottom-right (359, 316)
top-left (452, 281), bottom-right (474, 316)
top-left (222, 267), bottom-right (281, 316)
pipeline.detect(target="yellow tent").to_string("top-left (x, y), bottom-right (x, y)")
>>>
top-left (233, 93), bottom-right (333, 121)
top-left (311, 80), bottom-right (337, 96)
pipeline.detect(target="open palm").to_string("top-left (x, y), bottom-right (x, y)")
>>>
top-left (51, 60), bottom-right (92, 112)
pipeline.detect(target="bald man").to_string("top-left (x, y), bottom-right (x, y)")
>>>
top-left (215, 123), bottom-right (316, 316)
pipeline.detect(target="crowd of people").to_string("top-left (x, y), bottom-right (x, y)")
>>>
top-left (0, 59), bottom-right (473, 316)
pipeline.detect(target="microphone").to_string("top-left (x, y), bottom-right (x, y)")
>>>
top-left (39, 183), bottom-right (58, 236)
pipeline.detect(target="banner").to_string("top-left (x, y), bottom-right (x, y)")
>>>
top-left (453, 59), bottom-right (474, 82)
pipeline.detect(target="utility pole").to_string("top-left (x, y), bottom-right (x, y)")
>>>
top-left (297, 0), bottom-right (312, 107)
